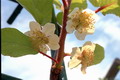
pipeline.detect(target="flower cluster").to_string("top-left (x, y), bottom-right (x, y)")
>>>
top-left (68, 41), bottom-right (95, 74)
top-left (25, 21), bottom-right (60, 53)
top-left (66, 8), bottom-right (99, 40)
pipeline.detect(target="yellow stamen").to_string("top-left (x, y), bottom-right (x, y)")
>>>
top-left (30, 31), bottom-right (49, 51)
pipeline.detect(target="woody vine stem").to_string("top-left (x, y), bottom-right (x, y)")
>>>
top-left (56, 0), bottom-right (71, 68)
top-left (50, 0), bottom-right (71, 80)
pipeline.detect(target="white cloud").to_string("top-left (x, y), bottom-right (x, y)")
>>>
top-left (96, 19), bottom-right (120, 41)
top-left (2, 53), bottom-right (52, 80)
top-left (93, 36), bottom-right (109, 49)
top-left (94, 18), bottom-right (120, 56)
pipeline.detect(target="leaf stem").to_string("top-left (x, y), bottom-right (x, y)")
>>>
top-left (39, 51), bottom-right (58, 63)
top-left (95, 2), bottom-right (117, 13)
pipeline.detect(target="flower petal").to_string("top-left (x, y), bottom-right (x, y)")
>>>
top-left (47, 34), bottom-right (60, 50)
top-left (69, 47), bottom-right (82, 69)
top-left (42, 23), bottom-right (55, 36)
top-left (71, 47), bottom-right (81, 58)
top-left (75, 31), bottom-right (87, 40)
top-left (87, 26), bottom-right (95, 34)
top-left (29, 21), bottom-right (41, 31)
top-left (48, 34), bottom-right (59, 43)
top-left (83, 41), bottom-right (96, 51)
top-left (83, 9), bottom-right (99, 22)
top-left (68, 57), bottom-right (81, 69)
top-left (39, 45), bottom-right (49, 53)
top-left (24, 31), bottom-right (31, 36)
top-left (48, 43), bottom-right (60, 50)
top-left (68, 7), bottom-right (79, 18)
top-left (66, 20), bottom-right (75, 33)
top-left (82, 9), bottom-right (94, 14)
top-left (81, 64), bottom-right (87, 74)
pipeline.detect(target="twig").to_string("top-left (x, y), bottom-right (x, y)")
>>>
top-left (39, 51), bottom-right (58, 63)
top-left (95, 2), bottom-right (117, 13)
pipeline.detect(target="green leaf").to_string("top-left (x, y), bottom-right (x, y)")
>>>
top-left (57, 12), bottom-right (63, 25)
top-left (53, 0), bottom-right (62, 10)
top-left (93, 44), bottom-right (104, 65)
top-left (1, 28), bottom-right (37, 57)
top-left (70, 0), bottom-right (87, 10)
top-left (17, 0), bottom-right (53, 25)
top-left (89, 0), bottom-right (120, 17)
top-left (118, 65), bottom-right (120, 70)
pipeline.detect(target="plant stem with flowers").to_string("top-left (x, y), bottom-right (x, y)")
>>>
top-left (1, 0), bottom-right (118, 80)
top-left (49, 0), bottom-right (116, 79)
top-left (50, 0), bottom-right (71, 80)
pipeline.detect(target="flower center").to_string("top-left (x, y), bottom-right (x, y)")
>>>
top-left (30, 31), bottom-right (49, 51)
top-left (78, 49), bottom-right (94, 66)
top-left (71, 10), bottom-right (81, 28)
top-left (79, 11), bottom-right (96, 28)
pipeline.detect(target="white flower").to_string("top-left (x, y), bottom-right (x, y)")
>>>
top-left (25, 21), bottom-right (60, 53)
top-left (68, 41), bottom-right (96, 74)
top-left (66, 8), bottom-right (99, 40)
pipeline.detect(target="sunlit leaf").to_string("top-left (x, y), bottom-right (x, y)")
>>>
top-left (17, 0), bottom-right (53, 25)
top-left (1, 28), bottom-right (37, 57)
top-left (93, 44), bottom-right (104, 65)
top-left (89, 0), bottom-right (120, 17)
top-left (70, 0), bottom-right (87, 10)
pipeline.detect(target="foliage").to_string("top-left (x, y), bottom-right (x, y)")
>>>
top-left (93, 44), bottom-right (104, 65)
top-left (57, 12), bottom-right (63, 25)
top-left (70, 0), bottom-right (87, 10)
top-left (1, 28), bottom-right (37, 57)
top-left (89, 0), bottom-right (120, 17)
top-left (17, 0), bottom-right (53, 25)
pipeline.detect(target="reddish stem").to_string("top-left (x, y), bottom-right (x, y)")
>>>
top-left (50, 0), bottom-right (71, 80)
top-left (56, 0), bottom-right (71, 68)
top-left (64, 53), bottom-right (71, 57)
top-left (39, 51), bottom-right (58, 63)
top-left (95, 2), bottom-right (116, 13)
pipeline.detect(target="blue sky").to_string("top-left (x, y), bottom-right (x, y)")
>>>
top-left (1, 0), bottom-right (120, 80)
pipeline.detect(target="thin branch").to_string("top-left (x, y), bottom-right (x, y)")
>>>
top-left (62, 0), bottom-right (67, 8)
top-left (64, 53), bottom-right (71, 57)
top-left (95, 2), bottom-right (117, 13)
top-left (39, 51), bottom-right (58, 63)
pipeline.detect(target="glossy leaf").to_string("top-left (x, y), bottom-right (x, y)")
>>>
top-left (1, 28), bottom-right (37, 57)
top-left (93, 44), bottom-right (104, 65)
top-left (89, 0), bottom-right (120, 17)
top-left (17, 0), bottom-right (53, 25)
top-left (70, 0), bottom-right (87, 10)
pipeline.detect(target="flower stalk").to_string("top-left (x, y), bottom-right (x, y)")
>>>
top-left (64, 53), bottom-right (71, 57)
top-left (95, 2), bottom-right (116, 13)
top-left (39, 51), bottom-right (58, 63)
